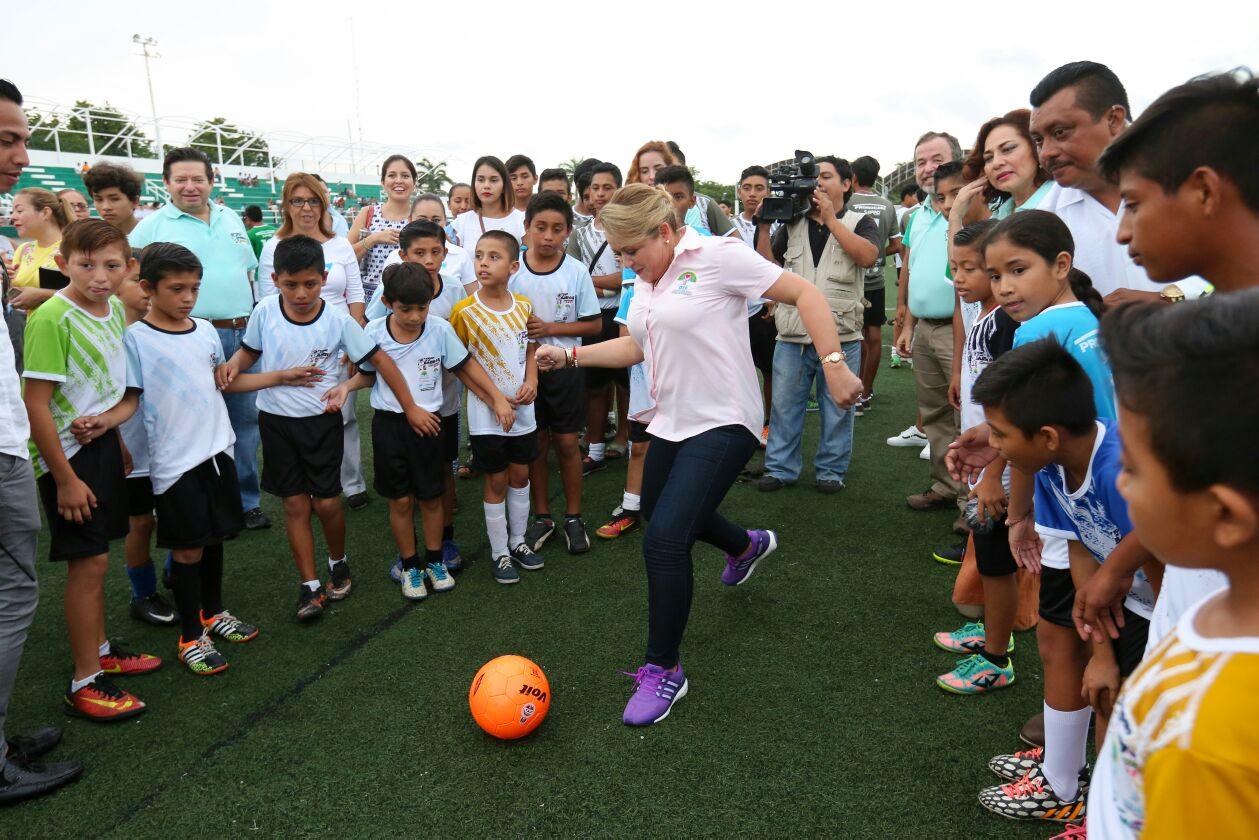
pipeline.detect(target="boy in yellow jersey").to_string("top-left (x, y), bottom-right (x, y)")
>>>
top-left (447, 231), bottom-right (539, 584)
top-left (1087, 292), bottom-right (1259, 838)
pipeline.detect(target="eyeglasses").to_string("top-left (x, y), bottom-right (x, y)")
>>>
top-left (288, 198), bottom-right (323, 209)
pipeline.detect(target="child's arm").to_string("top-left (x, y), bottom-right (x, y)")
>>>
top-left (526, 314), bottom-right (602, 340)
top-left (1072, 531), bottom-right (1156, 643)
top-left (1005, 468), bottom-right (1042, 572)
top-left (69, 391), bottom-right (139, 445)
top-left (368, 348), bottom-right (441, 436)
top-left (972, 456), bottom-right (1009, 523)
top-left (215, 346), bottom-right (261, 390)
top-left (23, 380), bottom-right (94, 523)
top-left (454, 356), bottom-right (515, 432)
top-left (320, 370), bottom-right (375, 414)
top-left (1069, 541), bottom-right (1121, 718)
top-left (948, 295), bottom-right (964, 410)
top-left (514, 343), bottom-right (538, 407)
top-left (221, 366), bottom-right (325, 393)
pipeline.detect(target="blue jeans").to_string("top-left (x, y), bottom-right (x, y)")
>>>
top-left (640, 425), bottom-right (757, 668)
top-left (216, 326), bottom-right (261, 512)
top-left (764, 339), bottom-right (862, 484)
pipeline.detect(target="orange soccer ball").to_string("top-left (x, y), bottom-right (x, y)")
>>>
top-left (468, 655), bottom-right (551, 739)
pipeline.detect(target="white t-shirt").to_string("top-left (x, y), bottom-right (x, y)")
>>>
top-left (257, 235), bottom-right (365, 313)
top-left (449, 209), bottom-right (526, 253)
top-left (1146, 566), bottom-right (1229, 654)
top-left (124, 318), bottom-right (235, 495)
top-left (568, 220), bottom-right (620, 310)
top-left (448, 291), bottom-right (536, 438)
top-left (241, 295), bottom-right (378, 418)
top-left (360, 315), bottom-right (468, 414)
top-left (0, 326), bottom-right (29, 460)
top-left (118, 405), bottom-right (150, 479)
top-left (508, 254), bottom-right (601, 349)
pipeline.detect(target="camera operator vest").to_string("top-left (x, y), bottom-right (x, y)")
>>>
top-left (774, 210), bottom-right (867, 344)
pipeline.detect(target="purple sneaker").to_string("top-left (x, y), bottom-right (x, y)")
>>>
top-left (721, 529), bottom-right (777, 586)
top-left (621, 663), bottom-right (688, 726)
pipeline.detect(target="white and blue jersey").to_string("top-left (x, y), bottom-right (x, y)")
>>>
top-left (615, 268), bottom-right (656, 422)
top-left (360, 314), bottom-right (468, 415)
top-left (1034, 418), bottom-right (1155, 618)
top-left (124, 318), bottom-right (235, 495)
top-left (508, 253), bottom-right (600, 350)
top-left (242, 295), bottom-right (378, 418)
top-left (1014, 301), bottom-right (1115, 420)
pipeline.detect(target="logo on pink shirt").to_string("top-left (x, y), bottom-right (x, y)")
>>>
top-left (672, 271), bottom-right (698, 296)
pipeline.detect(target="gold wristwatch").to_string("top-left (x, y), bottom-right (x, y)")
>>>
top-left (1159, 284), bottom-right (1185, 303)
top-left (820, 351), bottom-right (845, 365)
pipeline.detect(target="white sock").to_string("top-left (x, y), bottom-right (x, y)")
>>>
top-left (303, 579), bottom-right (321, 592)
top-left (484, 502), bottom-right (509, 558)
top-left (507, 485), bottom-right (531, 550)
top-left (328, 555), bottom-right (345, 572)
top-left (622, 491), bottom-right (641, 513)
top-left (70, 670), bottom-right (103, 693)
top-left (1041, 702), bottom-right (1091, 800)
top-left (98, 640), bottom-right (111, 657)
top-left (588, 442), bottom-right (605, 460)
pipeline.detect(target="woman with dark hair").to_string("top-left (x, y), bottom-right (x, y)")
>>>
top-left (950, 110), bottom-right (1053, 237)
top-left (350, 154), bottom-right (416, 299)
top-left (448, 156), bottom-right (526, 249)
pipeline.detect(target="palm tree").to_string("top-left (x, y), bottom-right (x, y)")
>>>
top-left (560, 156), bottom-right (589, 176)
top-left (415, 156), bottom-right (451, 193)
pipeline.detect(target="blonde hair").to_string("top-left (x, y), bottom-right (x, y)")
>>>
top-left (626, 141), bottom-right (678, 184)
top-left (16, 187), bottom-right (73, 230)
top-left (598, 184), bottom-right (681, 249)
top-left (277, 172), bottom-right (333, 239)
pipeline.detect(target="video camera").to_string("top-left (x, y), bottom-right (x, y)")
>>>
top-left (759, 150), bottom-right (818, 223)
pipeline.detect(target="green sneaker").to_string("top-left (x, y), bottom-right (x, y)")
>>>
top-left (932, 621), bottom-right (1015, 655)
top-left (935, 653), bottom-right (1014, 695)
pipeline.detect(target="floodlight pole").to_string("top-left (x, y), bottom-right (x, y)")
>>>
top-left (133, 35), bottom-right (163, 154)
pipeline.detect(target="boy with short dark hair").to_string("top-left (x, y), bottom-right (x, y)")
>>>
top-left (538, 168), bottom-right (571, 202)
top-left (449, 231), bottom-right (541, 583)
top-left (571, 158), bottom-right (602, 227)
top-left (241, 205), bottom-right (276, 258)
top-left (22, 219), bottom-right (160, 721)
top-left (506, 154), bottom-right (537, 213)
top-left (657, 165), bottom-right (737, 238)
top-left (1086, 290), bottom-right (1259, 837)
top-left (81, 161), bottom-right (144, 237)
top-left (733, 165), bottom-right (770, 245)
top-left (847, 155), bottom-right (902, 412)
top-left (971, 338), bottom-right (1154, 824)
top-left (509, 193), bottom-right (601, 553)
top-left (217, 235), bottom-right (428, 621)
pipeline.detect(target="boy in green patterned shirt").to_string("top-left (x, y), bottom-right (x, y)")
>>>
top-left (22, 220), bottom-right (161, 723)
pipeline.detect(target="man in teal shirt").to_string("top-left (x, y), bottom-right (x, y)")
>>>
top-left (130, 147), bottom-right (268, 529)
top-left (893, 131), bottom-right (965, 520)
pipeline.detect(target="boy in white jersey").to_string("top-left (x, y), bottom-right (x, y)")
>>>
top-left (449, 231), bottom-right (542, 584)
top-left (333, 262), bottom-right (513, 599)
top-left (127, 244), bottom-right (315, 674)
top-left (217, 236), bottom-right (427, 622)
top-left (509, 193), bottom-right (601, 555)
top-left (22, 220), bottom-right (160, 722)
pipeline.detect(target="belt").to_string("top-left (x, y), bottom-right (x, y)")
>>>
top-left (920, 317), bottom-right (952, 326)
top-left (210, 317), bottom-right (249, 329)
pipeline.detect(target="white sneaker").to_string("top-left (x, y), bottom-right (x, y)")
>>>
top-left (919, 443), bottom-right (930, 460)
top-left (887, 425), bottom-right (929, 447)
top-left (401, 566), bottom-right (428, 601)
top-left (426, 561), bottom-right (456, 593)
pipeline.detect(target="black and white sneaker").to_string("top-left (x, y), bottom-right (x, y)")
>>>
top-left (130, 593), bottom-right (179, 626)
top-left (523, 517), bottom-right (556, 552)
top-left (510, 543), bottom-right (544, 571)
top-left (563, 516), bottom-right (590, 555)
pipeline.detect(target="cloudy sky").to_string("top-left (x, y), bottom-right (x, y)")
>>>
top-left (6, 0), bottom-right (1257, 185)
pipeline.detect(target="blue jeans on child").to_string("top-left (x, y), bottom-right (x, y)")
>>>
top-left (764, 339), bottom-right (862, 485)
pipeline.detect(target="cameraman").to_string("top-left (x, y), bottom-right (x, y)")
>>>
top-left (754, 157), bottom-right (880, 493)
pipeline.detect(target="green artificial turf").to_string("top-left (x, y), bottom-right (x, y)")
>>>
top-left (6, 346), bottom-right (1055, 838)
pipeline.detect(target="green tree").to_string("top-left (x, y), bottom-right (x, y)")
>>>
top-left (26, 101), bottom-right (156, 158)
top-left (560, 156), bottom-right (589, 176)
top-left (415, 157), bottom-right (451, 193)
top-left (183, 118), bottom-right (278, 167)
top-left (695, 178), bottom-right (736, 205)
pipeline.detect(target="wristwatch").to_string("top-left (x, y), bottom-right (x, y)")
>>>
top-left (820, 351), bottom-right (845, 365)
top-left (1159, 284), bottom-right (1185, 303)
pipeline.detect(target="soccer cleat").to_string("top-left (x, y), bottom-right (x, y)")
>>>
top-left (935, 654), bottom-right (1015, 695)
top-left (978, 766), bottom-right (1088, 822)
top-left (889, 349), bottom-right (904, 368)
top-left (401, 566), bottom-right (428, 601)
top-left (201, 610), bottom-right (259, 644)
top-left (1049, 819), bottom-right (1088, 840)
top-left (296, 585), bottom-right (328, 621)
top-left (177, 633), bottom-right (229, 676)
top-left (491, 555), bottom-right (520, 585)
top-left (327, 561), bottom-right (353, 601)
top-left (887, 425), bottom-right (928, 447)
top-left (426, 560), bottom-right (456, 592)
top-left (563, 517), bottom-right (590, 554)
top-left (389, 554), bottom-right (404, 583)
top-left (524, 518), bottom-right (556, 552)
top-left (932, 621), bottom-right (1016, 655)
top-left (63, 676), bottom-right (146, 722)
top-left (621, 663), bottom-right (688, 726)
top-left (130, 592), bottom-right (178, 626)
top-left (932, 542), bottom-right (965, 566)
top-left (596, 508), bottom-right (640, 539)
top-left (989, 746), bottom-right (1045, 782)
top-left (99, 643), bottom-right (162, 676)
top-left (442, 539), bottom-right (463, 573)
top-left (581, 455), bottom-right (606, 476)
top-left (510, 543), bottom-right (544, 571)
top-left (721, 529), bottom-right (777, 586)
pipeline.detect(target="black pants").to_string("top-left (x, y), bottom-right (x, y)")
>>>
top-left (640, 424), bottom-right (757, 668)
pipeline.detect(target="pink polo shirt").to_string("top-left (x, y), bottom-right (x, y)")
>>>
top-left (626, 228), bottom-right (783, 442)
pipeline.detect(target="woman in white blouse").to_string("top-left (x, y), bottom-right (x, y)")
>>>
top-left (257, 172), bottom-right (369, 507)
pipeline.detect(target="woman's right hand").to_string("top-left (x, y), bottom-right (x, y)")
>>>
top-left (534, 344), bottom-right (566, 372)
top-left (951, 178), bottom-right (989, 225)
